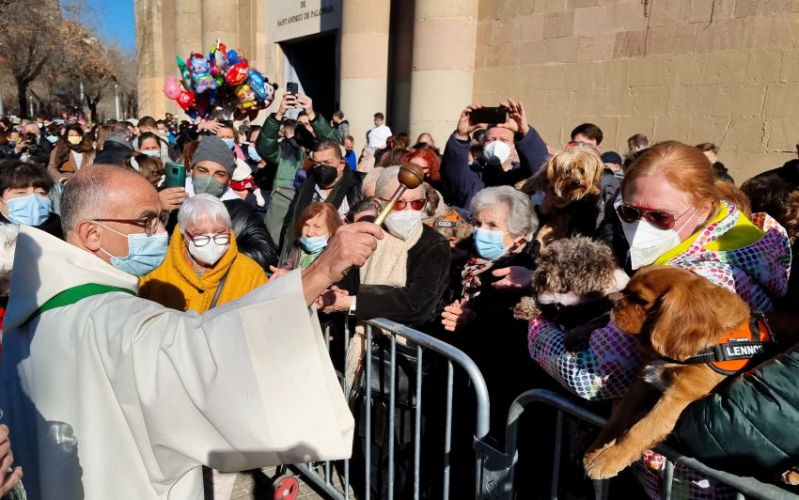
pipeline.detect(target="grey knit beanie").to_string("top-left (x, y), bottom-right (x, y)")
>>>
top-left (192, 136), bottom-right (236, 176)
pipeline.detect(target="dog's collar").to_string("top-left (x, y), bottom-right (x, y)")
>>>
top-left (661, 312), bottom-right (775, 375)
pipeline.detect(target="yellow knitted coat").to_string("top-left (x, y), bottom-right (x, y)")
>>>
top-left (139, 227), bottom-right (267, 313)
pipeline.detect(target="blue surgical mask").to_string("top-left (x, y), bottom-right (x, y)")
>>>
top-left (142, 150), bottom-right (161, 158)
top-left (3, 194), bottom-right (51, 226)
top-left (473, 228), bottom-right (507, 260)
top-left (97, 223), bottom-right (168, 277)
top-left (300, 235), bottom-right (328, 253)
top-left (247, 147), bottom-right (261, 162)
top-left (46, 135), bottom-right (58, 144)
top-left (192, 175), bottom-right (226, 198)
top-left (223, 138), bottom-right (235, 149)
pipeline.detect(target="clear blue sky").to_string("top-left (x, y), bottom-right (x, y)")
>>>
top-left (86, 0), bottom-right (136, 52)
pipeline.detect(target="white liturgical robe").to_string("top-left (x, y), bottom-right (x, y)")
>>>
top-left (0, 227), bottom-right (353, 499)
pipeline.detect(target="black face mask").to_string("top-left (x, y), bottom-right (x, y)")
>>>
top-left (312, 165), bottom-right (339, 187)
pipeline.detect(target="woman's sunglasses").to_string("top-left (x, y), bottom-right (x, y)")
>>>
top-left (616, 204), bottom-right (694, 230)
top-left (378, 198), bottom-right (426, 211)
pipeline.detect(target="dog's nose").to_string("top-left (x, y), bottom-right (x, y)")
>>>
top-left (608, 291), bottom-right (623, 308)
top-left (571, 179), bottom-right (582, 188)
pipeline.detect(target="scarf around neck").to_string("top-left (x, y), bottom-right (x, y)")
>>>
top-left (460, 237), bottom-right (528, 302)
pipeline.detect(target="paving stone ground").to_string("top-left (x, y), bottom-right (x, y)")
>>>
top-left (230, 464), bottom-right (355, 500)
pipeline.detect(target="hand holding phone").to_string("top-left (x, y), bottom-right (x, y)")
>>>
top-left (469, 107), bottom-right (508, 126)
top-left (164, 162), bottom-right (186, 189)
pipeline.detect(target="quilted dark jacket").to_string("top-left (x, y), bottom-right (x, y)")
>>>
top-left (673, 343), bottom-right (799, 479)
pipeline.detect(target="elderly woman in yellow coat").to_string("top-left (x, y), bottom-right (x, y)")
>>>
top-left (139, 193), bottom-right (267, 499)
top-left (140, 193), bottom-right (267, 314)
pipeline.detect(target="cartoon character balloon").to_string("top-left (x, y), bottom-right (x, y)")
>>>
top-left (176, 56), bottom-right (192, 90)
top-left (235, 84), bottom-right (257, 110)
top-left (163, 76), bottom-right (182, 100)
top-left (173, 40), bottom-right (277, 120)
top-left (176, 90), bottom-right (195, 112)
top-left (247, 70), bottom-right (278, 109)
top-left (189, 53), bottom-right (216, 94)
top-left (225, 58), bottom-right (250, 86)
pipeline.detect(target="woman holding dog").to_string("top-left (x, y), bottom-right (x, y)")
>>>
top-left (519, 141), bottom-right (791, 496)
top-left (525, 140), bottom-right (790, 399)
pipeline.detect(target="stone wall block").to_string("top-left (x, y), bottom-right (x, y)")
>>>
top-left (764, 83), bottom-right (799, 117)
top-left (607, 2), bottom-right (648, 31)
top-left (545, 37), bottom-right (581, 62)
top-left (613, 29), bottom-right (647, 58)
top-left (744, 50), bottom-right (783, 84)
top-left (649, 0), bottom-right (690, 27)
top-left (578, 33), bottom-right (616, 61)
top-left (543, 10), bottom-right (575, 39)
top-left (573, 5), bottom-right (609, 36)
top-left (592, 59), bottom-right (630, 89)
top-left (646, 23), bottom-right (698, 56)
top-left (627, 55), bottom-right (671, 87)
top-left (633, 86), bottom-right (670, 116)
top-left (702, 51), bottom-right (749, 84)
top-left (694, 18), bottom-right (746, 52)
top-left (711, 84), bottom-right (766, 117)
top-left (534, 0), bottom-right (568, 13)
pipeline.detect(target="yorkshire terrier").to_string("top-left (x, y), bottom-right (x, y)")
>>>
top-left (522, 144), bottom-right (604, 248)
top-left (514, 236), bottom-right (629, 352)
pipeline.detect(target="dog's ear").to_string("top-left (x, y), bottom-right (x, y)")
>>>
top-left (649, 278), bottom-right (749, 361)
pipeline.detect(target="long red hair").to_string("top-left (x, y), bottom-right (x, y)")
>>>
top-left (621, 141), bottom-right (719, 209)
top-left (404, 147), bottom-right (441, 183)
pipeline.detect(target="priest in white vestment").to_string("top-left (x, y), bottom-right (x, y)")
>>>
top-left (0, 165), bottom-right (382, 499)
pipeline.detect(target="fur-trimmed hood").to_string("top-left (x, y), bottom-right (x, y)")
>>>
top-left (0, 224), bottom-right (19, 296)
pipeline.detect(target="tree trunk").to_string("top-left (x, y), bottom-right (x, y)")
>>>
top-left (87, 97), bottom-right (100, 124)
top-left (16, 78), bottom-right (29, 118)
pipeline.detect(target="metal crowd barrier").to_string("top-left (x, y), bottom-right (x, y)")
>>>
top-left (475, 388), bottom-right (799, 500)
top-left (289, 317), bottom-right (491, 500)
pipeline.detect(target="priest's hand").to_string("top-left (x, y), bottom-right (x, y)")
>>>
top-left (0, 425), bottom-right (22, 496)
top-left (302, 222), bottom-right (383, 306)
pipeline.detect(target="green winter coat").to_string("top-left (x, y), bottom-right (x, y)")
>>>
top-left (255, 112), bottom-right (338, 190)
top-left (673, 342), bottom-right (799, 479)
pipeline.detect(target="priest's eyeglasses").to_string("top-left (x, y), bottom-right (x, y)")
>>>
top-left (92, 212), bottom-right (169, 235)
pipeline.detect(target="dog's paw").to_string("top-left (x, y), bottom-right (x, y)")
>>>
top-left (583, 445), bottom-right (632, 480)
top-left (782, 467), bottom-right (799, 485)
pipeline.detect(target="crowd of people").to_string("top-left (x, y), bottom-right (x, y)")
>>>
top-left (0, 89), bottom-right (797, 499)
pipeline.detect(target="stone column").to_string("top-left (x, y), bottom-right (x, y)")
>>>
top-left (409, 0), bottom-right (479, 147)
top-left (339, 0), bottom-right (391, 150)
top-left (171, 0), bottom-right (203, 118)
top-left (134, 0), bottom-right (167, 118)
top-left (202, 0), bottom-right (240, 53)
top-left (174, 0), bottom-right (202, 58)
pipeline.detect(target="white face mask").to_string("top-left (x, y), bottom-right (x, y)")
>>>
top-left (484, 140), bottom-right (511, 164)
top-left (187, 238), bottom-right (229, 266)
top-left (621, 208), bottom-right (696, 270)
top-left (384, 210), bottom-right (422, 240)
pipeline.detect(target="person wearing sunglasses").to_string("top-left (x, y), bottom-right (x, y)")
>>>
top-left (139, 194), bottom-right (266, 315)
top-left (317, 165), bottom-right (450, 498)
top-left (526, 141), bottom-right (791, 495)
top-left (529, 141), bottom-right (790, 400)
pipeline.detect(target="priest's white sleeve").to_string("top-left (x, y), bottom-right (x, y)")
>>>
top-left (95, 269), bottom-right (353, 483)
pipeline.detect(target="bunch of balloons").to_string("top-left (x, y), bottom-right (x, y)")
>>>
top-left (163, 40), bottom-right (278, 121)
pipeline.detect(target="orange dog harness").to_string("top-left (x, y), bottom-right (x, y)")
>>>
top-left (664, 312), bottom-right (775, 375)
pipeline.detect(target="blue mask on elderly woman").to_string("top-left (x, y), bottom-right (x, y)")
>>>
top-left (473, 228), bottom-right (507, 260)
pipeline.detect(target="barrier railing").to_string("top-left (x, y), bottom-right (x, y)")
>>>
top-left (289, 317), bottom-right (491, 500)
top-left (475, 388), bottom-right (799, 500)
